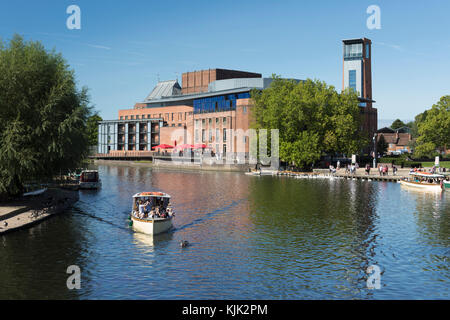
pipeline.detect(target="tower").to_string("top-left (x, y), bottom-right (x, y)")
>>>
top-left (342, 38), bottom-right (377, 139)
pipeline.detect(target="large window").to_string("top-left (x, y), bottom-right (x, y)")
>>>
top-left (193, 92), bottom-right (250, 114)
top-left (344, 43), bottom-right (363, 59)
top-left (349, 70), bottom-right (357, 92)
top-left (223, 128), bottom-right (227, 142)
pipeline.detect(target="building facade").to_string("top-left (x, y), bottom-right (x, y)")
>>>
top-left (342, 38), bottom-right (378, 140)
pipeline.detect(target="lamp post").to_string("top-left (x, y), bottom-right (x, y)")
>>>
top-left (373, 133), bottom-right (377, 169)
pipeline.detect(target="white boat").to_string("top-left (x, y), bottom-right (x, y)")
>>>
top-left (130, 191), bottom-right (174, 235)
top-left (79, 170), bottom-right (102, 189)
top-left (399, 172), bottom-right (444, 192)
top-left (23, 184), bottom-right (47, 197)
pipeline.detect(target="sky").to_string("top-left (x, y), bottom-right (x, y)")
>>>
top-left (1, 0), bottom-right (449, 127)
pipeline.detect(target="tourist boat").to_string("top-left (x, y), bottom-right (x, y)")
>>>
top-left (79, 170), bottom-right (102, 189)
top-left (130, 191), bottom-right (174, 235)
top-left (399, 172), bottom-right (445, 192)
top-left (443, 173), bottom-right (450, 191)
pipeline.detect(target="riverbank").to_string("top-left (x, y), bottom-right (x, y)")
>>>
top-left (0, 188), bottom-right (79, 235)
top-left (94, 159), bottom-right (252, 172)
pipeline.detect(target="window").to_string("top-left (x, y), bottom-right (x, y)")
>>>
top-left (244, 136), bottom-right (247, 143)
top-left (209, 118), bottom-right (212, 126)
top-left (223, 117), bottom-right (227, 125)
top-left (349, 70), bottom-right (357, 92)
top-left (136, 115), bottom-right (140, 119)
top-left (216, 129), bottom-right (220, 142)
top-left (131, 115), bottom-right (134, 120)
top-left (202, 129), bottom-right (205, 142)
top-left (195, 129), bottom-right (199, 142)
top-left (120, 116), bottom-right (123, 120)
top-left (125, 116), bottom-right (128, 120)
top-left (223, 128), bottom-right (227, 142)
top-left (223, 144), bottom-right (226, 155)
top-left (209, 129), bottom-right (212, 142)
top-left (171, 113), bottom-right (174, 121)
top-left (243, 106), bottom-right (247, 114)
top-left (215, 118), bottom-right (219, 125)
top-left (366, 43), bottom-right (370, 59)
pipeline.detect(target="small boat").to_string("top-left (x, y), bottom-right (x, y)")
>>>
top-left (130, 191), bottom-right (174, 235)
top-left (399, 172), bottom-right (444, 192)
top-left (23, 184), bottom-right (47, 197)
top-left (443, 173), bottom-right (450, 191)
top-left (79, 170), bottom-right (102, 189)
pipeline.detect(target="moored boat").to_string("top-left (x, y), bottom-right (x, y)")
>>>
top-left (130, 191), bottom-right (174, 235)
top-left (79, 170), bottom-right (102, 189)
top-left (443, 173), bottom-right (450, 191)
top-left (399, 172), bottom-right (444, 192)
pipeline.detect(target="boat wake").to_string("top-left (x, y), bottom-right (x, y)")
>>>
top-left (172, 199), bottom-right (244, 233)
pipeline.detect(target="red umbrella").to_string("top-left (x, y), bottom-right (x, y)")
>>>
top-left (174, 144), bottom-right (194, 150)
top-left (152, 144), bottom-right (174, 149)
top-left (193, 144), bottom-right (210, 149)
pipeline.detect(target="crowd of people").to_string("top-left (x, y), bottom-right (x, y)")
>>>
top-left (134, 199), bottom-right (174, 219)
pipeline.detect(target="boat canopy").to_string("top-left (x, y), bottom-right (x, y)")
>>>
top-left (410, 172), bottom-right (444, 179)
top-left (132, 192), bottom-right (171, 199)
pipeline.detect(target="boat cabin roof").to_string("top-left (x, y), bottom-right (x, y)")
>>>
top-left (410, 172), bottom-right (444, 179)
top-left (133, 192), bottom-right (171, 199)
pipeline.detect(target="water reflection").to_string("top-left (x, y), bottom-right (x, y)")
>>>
top-left (0, 164), bottom-right (448, 299)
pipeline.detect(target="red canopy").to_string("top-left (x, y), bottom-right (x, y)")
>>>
top-left (174, 144), bottom-right (194, 150)
top-left (193, 144), bottom-right (211, 149)
top-left (152, 144), bottom-right (174, 149)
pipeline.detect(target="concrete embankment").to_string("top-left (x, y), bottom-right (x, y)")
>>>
top-left (0, 188), bottom-right (79, 235)
top-left (95, 159), bottom-right (252, 172)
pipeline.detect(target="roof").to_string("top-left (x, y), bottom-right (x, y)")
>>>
top-left (133, 192), bottom-right (171, 198)
top-left (144, 80), bottom-right (182, 101)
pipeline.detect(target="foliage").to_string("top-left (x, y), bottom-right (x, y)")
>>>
top-left (251, 77), bottom-right (367, 168)
top-left (391, 119), bottom-right (406, 130)
top-left (0, 35), bottom-right (91, 196)
top-left (414, 96), bottom-right (450, 158)
top-left (87, 113), bottom-right (102, 146)
top-left (377, 135), bottom-right (388, 155)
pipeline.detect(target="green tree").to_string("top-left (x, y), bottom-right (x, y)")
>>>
top-left (414, 96), bottom-right (450, 158)
top-left (0, 35), bottom-right (91, 197)
top-left (377, 135), bottom-right (388, 155)
top-left (391, 119), bottom-right (406, 130)
top-left (87, 113), bottom-right (102, 146)
top-left (251, 77), bottom-right (366, 168)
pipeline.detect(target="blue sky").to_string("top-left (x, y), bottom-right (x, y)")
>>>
top-left (1, 0), bottom-right (449, 126)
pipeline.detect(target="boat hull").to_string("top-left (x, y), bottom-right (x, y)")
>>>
top-left (444, 181), bottom-right (450, 190)
top-left (79, 181), bottom-right (102, 189)
top-left (400, 180), bottom-right (442, 192)
top-left (131, 216), bottom-right (173, 235)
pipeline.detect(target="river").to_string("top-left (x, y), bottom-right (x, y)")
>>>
top-left (0, 163), bottom-right (449, 299)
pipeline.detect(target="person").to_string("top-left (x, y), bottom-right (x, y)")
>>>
top-left (345, 164), bottom-right (349, 174)
top-left (365, 164), bottom-right (370, 175)
top-left (138, 200), bottom-right (146, 218)
top-left (393, 165), bottom-right (398, 176)
top-left (385, 165), bottom-right (389, 176)
top-left (379, 165), bottom-right (383, 176)
top-left (337, 160), bottom-right (341, 170)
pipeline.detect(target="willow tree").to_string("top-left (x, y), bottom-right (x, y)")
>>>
top-left (0, 35), bottom-right (91, 196)
top-left (251, 77), bottom-right (366, 168)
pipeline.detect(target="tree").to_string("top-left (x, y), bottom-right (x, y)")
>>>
top-left (391, 119), bottom-right (406, 130)
top-left (251, 77), bottom-right (367, 168)
top-left (0, 35), bottom-right (91, 197)
top-left (377, 135), bottom-right (388, 155)
top-left (414, 96), bottom-right (450, 158)
top-left (87, 113), bottom-right (102, 146)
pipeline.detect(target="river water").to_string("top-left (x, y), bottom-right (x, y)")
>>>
top-left (0, 163), bottom-right (449, 299)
